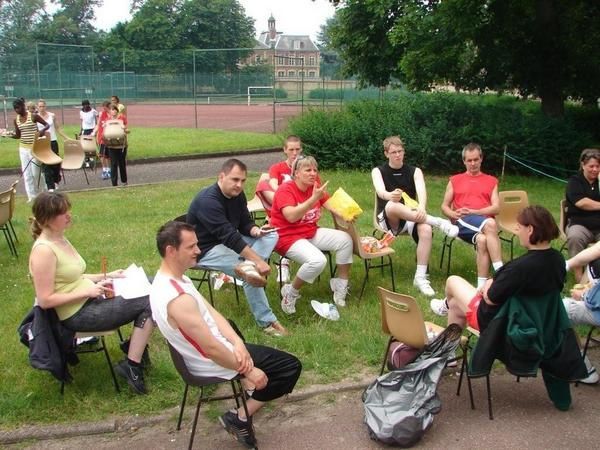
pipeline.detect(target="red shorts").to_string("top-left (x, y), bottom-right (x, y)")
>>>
top-left (465, 293), bottom-right (482, 331)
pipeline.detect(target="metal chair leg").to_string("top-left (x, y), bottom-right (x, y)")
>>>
top-left (388, 255), bottom-right (396, 292)
top-left (100, 336), bottom-right (120, 393)
top-left (380, 337), bottom-right (393, 375)
top-left (188, 387), bottom-right (204, 450)
top-left (486, 375), bottom-right (493, 420)
top-left (177, 384), bottom-right (189, 430)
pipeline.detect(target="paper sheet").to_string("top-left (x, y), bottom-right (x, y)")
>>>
top-left (112, 264), bottom-right (151, 299)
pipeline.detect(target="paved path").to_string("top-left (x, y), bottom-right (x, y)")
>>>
top-left (0, 149), bottom-right (281, 196)
top-left (6, 365), bottom-right (600, 449)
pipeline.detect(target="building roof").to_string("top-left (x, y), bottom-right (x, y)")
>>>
top-left (257, 32), bottom-right (318, 52)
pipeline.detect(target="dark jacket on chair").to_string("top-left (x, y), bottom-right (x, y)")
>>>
top-left (469, 292), bottom-right (587, 380)
top-left (18, 306), bottom-right (78, 383)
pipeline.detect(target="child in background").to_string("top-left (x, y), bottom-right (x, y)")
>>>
top-left (79, 100), bottom-right (98, 136)
top-left (92, 101), bottom-right (112, 180)
top-left (105, 104), bottom-right (129, 187)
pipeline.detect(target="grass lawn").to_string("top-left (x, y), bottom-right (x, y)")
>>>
top-left (0, 170), bottom-right (572, 428)
top-left (0, 126), bottom-right (282, 168)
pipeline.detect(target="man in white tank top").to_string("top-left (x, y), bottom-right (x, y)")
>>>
top-left (150, 221), bottom-right (301, 449)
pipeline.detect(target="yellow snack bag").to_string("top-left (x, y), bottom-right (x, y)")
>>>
top-left (401, 192), bottom-right (419, 209)
top-left (324, 187), bottom-right (364, 221)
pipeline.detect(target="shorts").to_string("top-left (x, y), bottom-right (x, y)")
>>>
top-left (377, 209), bottom-right (419, 243)
top-left (81, 129), bottom-right (94, 135)
top-left (99, 143), bottom-right (109, 158)
top-left (457, 214), bottom-right (491, 244)
top-left (465, 293), bottom-right (483, 331)
top-left (563, 297), bottom-right (600, 326)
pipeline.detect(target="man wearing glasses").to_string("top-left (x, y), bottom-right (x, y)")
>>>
top-left (372, 135), bottom-right (459, 297)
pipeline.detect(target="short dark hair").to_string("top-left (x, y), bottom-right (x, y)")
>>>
top-left (284, 135), bottom-right (301, 149)
top-left (517, 205), bottom-right (559, 245)
top-left (156, 221), bottom-right (195, 257)
top-left (220, 158), bottom-right (247, 175)
top-left (111, 95), bottom-right (120, 102)
top-left (13, 97), bottom-right (25, 110)
top-left (81, 99), bottom-right (90, 106)
top-left (462, 143), bottom-right (482, 160)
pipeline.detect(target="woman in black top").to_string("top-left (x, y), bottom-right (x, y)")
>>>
top-left (431, 205), bottom-right (564, 332)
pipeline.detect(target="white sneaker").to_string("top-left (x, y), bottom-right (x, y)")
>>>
top-left (281, 284), bottom-right (300, 315)
top-left (430, 298), bottom-right (449, 316)
top-left (278, 257), bottom-right (290, 283)
top-left (413, 276), bottom-right (435, 297)
top-left (329, 278), bottom-right (349, 307)
top-left (438, 219), bottom-right (459, 238)
top-left (581, 355), bottom-right (599, 384)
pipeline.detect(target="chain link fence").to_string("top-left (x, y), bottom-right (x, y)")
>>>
top-left (0, 44), bottom-right (388, 131)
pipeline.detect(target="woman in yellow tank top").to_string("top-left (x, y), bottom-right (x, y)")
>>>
top-left (11, 97), bottom-right (49, 202)
top-left (29, 192), bottom-right (154, 394)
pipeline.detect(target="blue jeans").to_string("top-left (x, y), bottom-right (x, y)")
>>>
top-left (197, 233), bottom-right (278, 328)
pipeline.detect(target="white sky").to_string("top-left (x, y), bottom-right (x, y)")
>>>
top-left (90, 0), bottom-right (336, 42)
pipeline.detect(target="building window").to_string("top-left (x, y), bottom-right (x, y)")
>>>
top-left (299, 71), bottom-right (304, 77)
top-left (309, 56), bottom-right (315, 66)
top-left (277, 56), bottom-right (285, 65)
top-left (308, 71), bottom-right (316, 77)
top-left (288, 70), bottom-right (295, 77)
top-left (298, 57), bottom-right (305, 66)
top-left (255, 55), bottom-right (261, 64)
top-left (278, 71), bottom-right (285, 77)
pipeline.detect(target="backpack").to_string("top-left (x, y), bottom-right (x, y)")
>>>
top-left (363, 324), bottom-right (462, 447)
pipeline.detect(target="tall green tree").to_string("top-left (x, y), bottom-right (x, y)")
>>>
top-left (98, 0), bottom-right (255, 73)
top-left (328, 0), bottom-right (600, 117)
top-left (0, 0), bottom-right (45, 58)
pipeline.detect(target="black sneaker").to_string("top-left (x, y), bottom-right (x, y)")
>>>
top-left (219, 410), bottom-right (257, 449)
top-left (114, 359), bottom-right (147, 394)
top-left (119, 339), bottom-right (152, 370)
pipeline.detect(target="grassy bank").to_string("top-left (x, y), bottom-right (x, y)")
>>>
top-left (0, 171), bottom-right (569, 428)
top-left (0, 126), bottom-right (281, 168)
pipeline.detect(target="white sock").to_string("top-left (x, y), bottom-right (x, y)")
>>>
top-left (415, 265), bottom-right (428, 278)
top-left (492, 261), bottom-right (503, 271)
top-left (477, 277), bottom-right (487, 289)
top-left (425, 215), bottom-right (441, 227)
top-left (289, 285), bottom-right (300, 295)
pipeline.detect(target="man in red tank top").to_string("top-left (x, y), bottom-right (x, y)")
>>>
top-left (441, 143), bottom-right (503, 288)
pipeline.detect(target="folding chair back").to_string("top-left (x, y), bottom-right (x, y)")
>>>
top-left (247, 173), bottom-right (269, 222)
top-left (372, 191), bottom-right (388, 236)
top-left (61, 139), bottom-right (90, 185)
top-left (497, 190), bottom-right (529, 260)
top-left (0, 188), bottom-right (17, 256)
top-left (32, 134), bottom-right (62, 165)
top-left (378, 287), bottom-right (430, 349)
top-left (80, 135), bottom-right (97, 152)
top-left (498, 191), bottom-right (529, 234)
top-left (559, 198), bottom-right (568, 241)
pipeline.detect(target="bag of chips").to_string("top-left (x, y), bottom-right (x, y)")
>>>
top-left (324, 187), bottom-right (363, 221)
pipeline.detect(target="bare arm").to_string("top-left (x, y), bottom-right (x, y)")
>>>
top-left (281, 180), bottom-right (329, 223)
top-left (53, 115), bottom-right (71, 140)
top-left (12, 118), bottom-right (20, 139)
top-left (167, 294), bottom-right (249, 373)
top-left (413, 168), bottom-right (428, 210)
top-left (441, 181), bottom-right (460, 220)
top-left (268, 177), bottom-right (279, 191)
top-left (371, 168), bottom-right (401, 203)
top-left (30, 245), bottom-right (107, 309)
top-left (34, 114), bottom-right (49, 134)
top-left (574, 198), bottom-right (600, 211)
top-left (567, 241), bottom-right (600, 270)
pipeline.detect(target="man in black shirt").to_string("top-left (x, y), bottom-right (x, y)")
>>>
top-left (187, 159), bottom-right (287, 336)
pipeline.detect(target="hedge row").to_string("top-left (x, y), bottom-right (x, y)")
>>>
top-left (288, 92), bottom-right (600, 176)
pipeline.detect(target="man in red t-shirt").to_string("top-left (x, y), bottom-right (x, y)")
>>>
top-left (441, 143), bottom-right (503, 289)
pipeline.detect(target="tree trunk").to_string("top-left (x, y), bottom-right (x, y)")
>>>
top-left (536, 0), bottom-right (565, 118)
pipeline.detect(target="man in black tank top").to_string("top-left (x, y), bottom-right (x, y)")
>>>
top-left (371, 136), bottom-right (459, 297)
